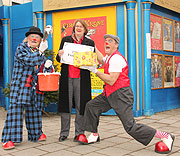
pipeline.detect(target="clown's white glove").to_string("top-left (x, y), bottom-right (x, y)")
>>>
top-left (81, 65), bottom-right (97, 74)
top-left (45, 25), bottom-right (53, 35)
top-left (39, 40), bottom-right (48, 54)
top-left (44, 60), bottom-right (52, 68)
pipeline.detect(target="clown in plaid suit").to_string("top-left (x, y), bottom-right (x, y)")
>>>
top-left (1, 26), bottom-right (49, 149)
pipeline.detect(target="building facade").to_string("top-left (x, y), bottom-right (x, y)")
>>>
top-left (0, 0), bottom-right (180, 116)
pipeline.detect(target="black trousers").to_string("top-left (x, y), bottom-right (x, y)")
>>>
top-left (83, 87), bottom-right (156, 146)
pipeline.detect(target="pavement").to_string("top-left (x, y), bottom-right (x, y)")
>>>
top-left (0, 106), bottom-right (180, 156)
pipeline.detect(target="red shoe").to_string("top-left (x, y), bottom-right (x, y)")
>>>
top-left (77, 133), bottom-right (100, 145)
top-left (38, 133), bottom-right (46, 141)
top-left (155, 141), bottom-right (170, 154)
top-left (76, 134), bottom-right (88, 145)
top-left (2, 141), bottom-right (15, 150)
top-left (155, 133), bottom-right (175, 154)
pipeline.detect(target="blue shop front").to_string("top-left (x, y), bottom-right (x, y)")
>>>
top-left (0, 0), bottom-right (180, 116)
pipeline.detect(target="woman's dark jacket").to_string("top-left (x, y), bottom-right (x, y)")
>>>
top-left (56, 35), bottom-right (95, 115)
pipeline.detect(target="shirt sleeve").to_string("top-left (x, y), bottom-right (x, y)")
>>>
top-left (103, 55), bottom-right (108, 63)
top-left (109, 54), bottom-right (127, 73)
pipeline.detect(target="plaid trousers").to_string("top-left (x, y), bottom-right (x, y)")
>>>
top-left (1, 103), bottom-right (43, 143)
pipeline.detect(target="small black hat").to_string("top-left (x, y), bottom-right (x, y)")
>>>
top-left (25, 26), bottom-right (43, 38)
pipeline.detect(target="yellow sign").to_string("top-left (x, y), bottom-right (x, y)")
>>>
top-left (53, 6), bottom-right (116, 99)
top-left (43, 0), bottom-right (122, 11)
top-left (91, 69), bottom-right (105, 90)
top-left (53, 6), bottom-right (116, 71)
top-left (155, 0), bottom-right (180, 13)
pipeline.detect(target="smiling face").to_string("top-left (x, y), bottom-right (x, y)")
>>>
top-left (74, 22), bottom-right (86, 37)
top-left (104, 37), bottom-right (119, 56)
top-left (27, 34), bottom-right (41, 48)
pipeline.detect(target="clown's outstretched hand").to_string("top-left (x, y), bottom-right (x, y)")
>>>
top-left (39, 40), bottom-right (48, 54)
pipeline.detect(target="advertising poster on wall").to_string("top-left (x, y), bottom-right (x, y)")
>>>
top-left (175, 56), bottom-right (180, 87)
top-left (174, 21), bottom-right (180, 52)
top-left (151, 54), bottom-right (163, 89)
top-left (163, 18), bottom-right (173, 51)
top-left (61, 16), bottom-right (107, 68)
top-left (164, 55), bottom-right (174, 88)
top-left (150, 14), bottom-right (162, 50)
top-left (90, 69), bottom-right (104, 99)
top-left (53, 6), bottom-right (116, 104)
top-left (60, 17), bottom-right (107, 97)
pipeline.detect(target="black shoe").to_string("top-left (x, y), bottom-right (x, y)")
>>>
top-left (73, 136), bottom-right (78, 142)
top-left (59, 136), bottom-right (67, 142)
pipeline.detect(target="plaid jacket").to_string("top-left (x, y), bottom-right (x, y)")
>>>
top-left (9, 42), bottom-right (45, 108)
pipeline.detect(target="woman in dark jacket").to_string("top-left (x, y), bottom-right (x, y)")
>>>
top-left (56, 19), bottom-right (95, 142)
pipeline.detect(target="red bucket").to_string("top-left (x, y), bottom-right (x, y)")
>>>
top-left (37, 72), bottom-right (60, 91)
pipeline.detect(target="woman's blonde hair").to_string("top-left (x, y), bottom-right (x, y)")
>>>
top-left (72, 19), bottom-right (88, 35)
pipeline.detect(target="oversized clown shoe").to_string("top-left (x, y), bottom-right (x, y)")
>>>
top-left (76, 134), bottom-right (88, 145)
top-left (77, 133), bottom-right (100, 145)
top-left (155, 134), bottom-right (175, 154)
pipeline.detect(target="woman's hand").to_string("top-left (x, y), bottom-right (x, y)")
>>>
top-left (58, 50), bottom-right (64, 57)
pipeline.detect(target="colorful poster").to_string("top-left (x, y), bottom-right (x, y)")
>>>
top-left (163, 18), bottom-right (173, 51)
top-left (61, 16), bottom-right (107, 68)
top-left (61, 17), bottom-right (107, 97)
top-left (164, 55), bottom-right (174, 88)
top-left (150, 14), bottom-right (162, 50)
top-left (91, 69), bottom-right (104, 98)
top-left (174, 21), bottom-right (180, 52)
top-left (53, 6), bottom-right (116, 104)
top-left (175, 56), bottom-right (180, 87)
top-left (151, 54), bottom-right (163, 89)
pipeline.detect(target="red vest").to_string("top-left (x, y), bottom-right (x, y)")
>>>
top-left (103, 50), bottom-right (130, 97)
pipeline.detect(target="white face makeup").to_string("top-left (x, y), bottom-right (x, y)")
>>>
top-left (27, 34), bottom-right (41, 48)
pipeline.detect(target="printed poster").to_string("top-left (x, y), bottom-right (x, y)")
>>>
top-left (91, 69), bottom-right (104, 98)
top-left (151, 54), bottom-right (163, 89)
top-left (174, 21), bottom-right (180, 52)
top-left (163, 18), bottom-right (173, 51)
top-left (164, 55), bottom-right (174, 88)
top-left (175, 56), bottom-right (180, 87)
top-left (61, 17), bottom-right (107, 97)
top-left (150, 14), bottom-right (162, 50)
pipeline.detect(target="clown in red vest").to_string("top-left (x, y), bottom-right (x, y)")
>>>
top-left (76, 34), bottom-right (175, 154)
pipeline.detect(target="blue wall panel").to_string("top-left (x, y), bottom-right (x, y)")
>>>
top-left (11, 3), bottom-right (33, 72)
top-left (152, 88), bottom-right (180, 113)
top-left (0, 6), bottom-right (10, 19)
top-left (32, 0), bottom-right (43, 13)
top-left (45, 12), bottom-right (53, 50)
top-left (0, 23), bottom-right (4, 107)
top-left (11, 2), bottom-right (33, 29)
top-left (151, 4), bottom-right (180, 22)
top-left (117, 4), bottom-right (125, 57)
top-left (11, 28), bottom-right (30, 70)
top-left (151, 4), bottom-right (180, 113)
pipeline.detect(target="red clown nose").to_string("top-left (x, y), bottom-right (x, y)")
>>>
top-left (105, 42), bottom-right (108, 45)
top-left (32, 39), bottom-right (36, 41)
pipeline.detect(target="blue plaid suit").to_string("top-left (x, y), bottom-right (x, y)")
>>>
top-left (1, 42), bottom-right (46, 143)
